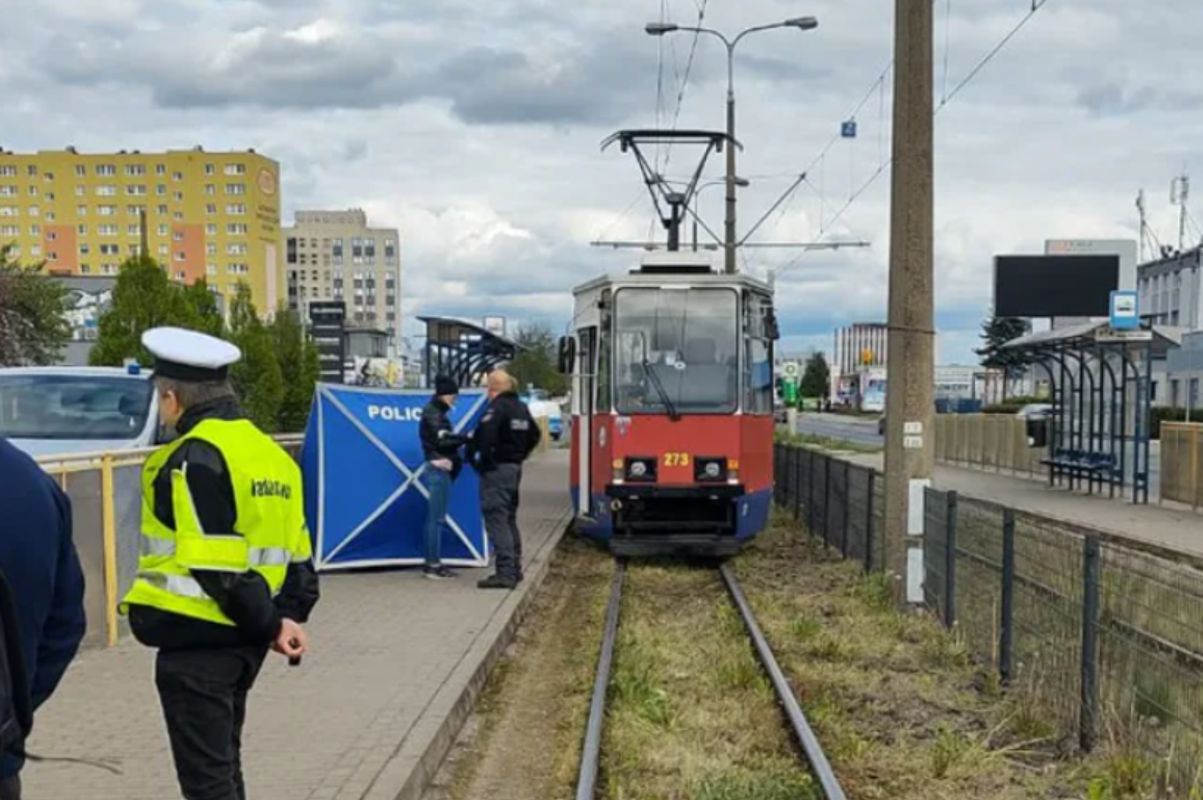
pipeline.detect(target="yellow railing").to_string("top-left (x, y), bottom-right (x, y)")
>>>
top-left (933, 414), bottom-right (1044, 475)
top-left (1161, 423), bottom-right (1203, 510)
top-left (35, 434), bottom-right (305, 648)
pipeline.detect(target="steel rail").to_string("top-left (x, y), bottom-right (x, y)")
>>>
top-left (574, 559), bottom-right (626, 800)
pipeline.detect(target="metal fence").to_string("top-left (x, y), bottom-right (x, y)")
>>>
top-left (37, 435), bottom-right (304, 649)
top-left (773, 442), bottom-right (1203, 794)
top-left (1161, 422), bottom-right (1203, 510)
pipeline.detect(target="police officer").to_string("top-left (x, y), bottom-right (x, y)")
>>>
top-left (470, 370), bottom-right (541, 590)
top-left (121, 327), bottom-right (319, 800)
top-left (417, 375), bottom-right (468, 580)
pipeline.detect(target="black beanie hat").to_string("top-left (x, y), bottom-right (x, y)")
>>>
top-left (434, 375), bottom-right (460, 396)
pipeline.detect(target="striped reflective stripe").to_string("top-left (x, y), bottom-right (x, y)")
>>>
top-left (137, 571), bottom-right (210, 600)
top-left (249, 548), bottom-right (291, 567)
top-left (140, 535), bottom-right (176, 557)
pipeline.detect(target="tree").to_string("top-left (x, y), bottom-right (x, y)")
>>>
top-left (227, 284), bottom-right (284, 432)
top-left (507, 323), bottom-right (568, 396)
top-left (975, 315), bottom-right (1029, 399)
top-left (270, 306), bottom-right (321, 433)
top-left (799, 352), bottom-right (831, 399)
top-left (179, 279), bottom-right (225, 337)
top-left (90, 255), bottom-right (201, 366)
top-left (0, 246), bottom-right (69, 366)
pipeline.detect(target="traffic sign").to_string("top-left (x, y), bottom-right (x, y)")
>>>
top-left (1110, 290), bottom-right (1139, 330)
top-left (781, 361), bottom-right (800, 379)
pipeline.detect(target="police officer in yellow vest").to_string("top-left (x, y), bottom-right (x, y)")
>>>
top-left (121, 327), bottom-right (319, 800)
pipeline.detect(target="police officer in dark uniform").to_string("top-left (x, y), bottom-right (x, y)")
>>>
top-left (122, 327), bottom-right (320, 800)
top-left (470, 370), bottom-right (541, 589)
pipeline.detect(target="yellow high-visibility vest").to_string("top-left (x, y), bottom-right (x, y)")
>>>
top-left (121, 418), bottom-right (311, 627)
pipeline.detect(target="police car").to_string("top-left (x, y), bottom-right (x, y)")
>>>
top-left (0, 366), bottom-right (159, 458)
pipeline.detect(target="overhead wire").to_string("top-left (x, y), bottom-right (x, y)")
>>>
top-left (661, 0), bottom-right (710, 172)
top-left (779, 0), bottom-right (1054, 275)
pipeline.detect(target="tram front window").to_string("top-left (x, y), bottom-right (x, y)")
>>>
top-left (614, 288), bottom-right (738, 414)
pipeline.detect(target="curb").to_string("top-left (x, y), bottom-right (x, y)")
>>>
top-left (363, 505), bottom-right (574, 800)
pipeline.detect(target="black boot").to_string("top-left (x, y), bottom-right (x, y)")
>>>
top-left (477, 574), bottom-right (517, 590)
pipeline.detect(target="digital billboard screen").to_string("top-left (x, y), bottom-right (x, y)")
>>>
top-left (993, 255), bottom-right (1119, 318)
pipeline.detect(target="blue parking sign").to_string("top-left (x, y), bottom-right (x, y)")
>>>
top-left (1109, 290), bottom-right (1139, 330)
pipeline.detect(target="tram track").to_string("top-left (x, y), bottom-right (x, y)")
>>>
top-left (574, 558), bottom-right (847, 800)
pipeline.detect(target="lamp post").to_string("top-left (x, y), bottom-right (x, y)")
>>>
top-left (692, 178), bottom-right (750, 251)
top-left (647, 16), bottom-right (818, 273)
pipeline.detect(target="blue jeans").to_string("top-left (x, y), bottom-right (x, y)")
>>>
top-left (421, 465), bottom-right (452, 567)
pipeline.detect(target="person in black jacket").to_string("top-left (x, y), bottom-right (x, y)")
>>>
top-left (418, 376), bottom-right (468, 580)
top-left (0, 438), bottom-right (86, 800)
top-left (469, 370), bottom-right (542, 589)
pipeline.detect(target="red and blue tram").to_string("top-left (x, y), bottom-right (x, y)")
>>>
top-left (562, 255), bottom-right (778, 557)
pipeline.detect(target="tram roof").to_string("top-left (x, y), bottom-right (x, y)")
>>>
top-left (572, 268), bottom-right (772, 295)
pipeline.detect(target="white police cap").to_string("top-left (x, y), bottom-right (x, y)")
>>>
top-left (142, 327), bottom-right (242, 381)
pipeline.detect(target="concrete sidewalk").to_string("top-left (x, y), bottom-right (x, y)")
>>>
top-left (23, 450), bottom-right (573, 800)
top-left (840, 450), bottom-right (1203, 558)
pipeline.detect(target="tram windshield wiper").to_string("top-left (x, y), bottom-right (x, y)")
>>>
top-left (642, 356), bottom-right (680, 422)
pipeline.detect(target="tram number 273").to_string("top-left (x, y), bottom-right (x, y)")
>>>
top-left (662, 453), bottom-right (690, 467)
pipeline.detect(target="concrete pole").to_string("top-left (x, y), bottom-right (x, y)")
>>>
top-left (882, 0), bottom-right (935, 605)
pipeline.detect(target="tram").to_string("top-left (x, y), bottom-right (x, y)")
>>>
top-left (561, 253), bottom-right (778, 556)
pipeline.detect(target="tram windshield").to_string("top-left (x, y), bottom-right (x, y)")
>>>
top-left (614, 287), bottom-right (739, 414)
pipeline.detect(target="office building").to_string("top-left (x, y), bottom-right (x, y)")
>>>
top-left (1138, 245), bottom-right (1203, 329)
top-left (284, 209), bottom-right (401, 345)
top-left (0, 147), bottom-right (283, 314)
top-left (1166, 330), bottom-right (1203, 411)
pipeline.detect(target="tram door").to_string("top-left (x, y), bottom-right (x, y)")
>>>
top-left (577, 327), bottom-right (597, 516)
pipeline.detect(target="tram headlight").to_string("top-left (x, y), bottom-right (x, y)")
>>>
top-left (624, 457), bottom-right (657, 483)
top-left (694, 457), bottom-right (728, 483)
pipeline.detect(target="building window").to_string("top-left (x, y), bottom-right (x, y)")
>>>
top-left (157, 204), bottom-right (169, 215)
top-left (206, 204), bottom-right (217, 215)
top-left (29, 224), bottom-right (39, 236)
top-left (0, 167), bottom-right (15, 178)
top-left (226, 183), bottom-right (246, 195)
top-left (155, 164), bottom-right (166, 175)
top-left (225, 204), bottom-right (246, 215)
top-left (129, 245), bottom-right (142, 257)
top-left (172, 191), bottom-right (183, 202)
top-left (156, 184), bottom-right (166, 196)
top-left (99, 243), bottom-right (120, 256)
top-left (206, 242), bottom-right (217, 256)
top-left (0, 225), bottom-right (17, 237)
top-left (157, 224), bottom-right (168, 236)
top-left (127, 204), bottom-right (145, 216)
top-left (172, 171), bottom-right (183, 181)
top-left (0, 207), bottom-right (16, 217)
top-left (75, 185), bottom-right (86, 197)
top-left (227, 263), bottom-right (249, 275)
top-left (28, 206), bottom-right (39, 217)
top-left (77, 224), bottom-right (87, 235)
top-left (205, 223), bottom-right (217, 236)
top-left (29, 245), bottom-right (41, 257)
top-left (227, 243), bottom-right (248, 255)
top-left (96, 164), bottom-right (116, 176)
top-left (224, 164), bottom-right (246, 176)
top-left (158, 244), bottom-right (168, 256)
top-left (205, 164), bottom-right (215, 176)
top-left (80, 243), bottom-right (90, 255)
top-left (125, 164), bottom-right (146, 176)
top-left (97, 205), bottom-right (116, 216)
top-left (172, 211), bottom-right (183, 221)
top-left (46, 230), bottom-right (57, 242)
top-left (227, 223), bottom-right (248, 235)
top-left (173, 230), bottom-right (184, 242)
top-left (205, 184), bottom-right (215, 196)
top-left (79, 264), bottom-right (90, 274)
top-left (174, 251), bottom-right (187, 262)
top-left (0, 186), bottom-right (17, 197)
top-left (27, 186), bottom-right (37, 197)
top-left (98, 224), bottom-right (118, 236)
top-left (73, 165), bottom-right (85, 177)
top-left (206, 264), bottom-right (218, 276)
top-left (96, 185), bottom-right (117, 196)
top-left (128, 224), bottom-right (141, 236)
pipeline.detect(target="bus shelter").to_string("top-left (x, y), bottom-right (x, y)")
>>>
top-left (420, 317), bottom-right (521, 388)
top-left (1001, 322), bottom-right (1182, 504)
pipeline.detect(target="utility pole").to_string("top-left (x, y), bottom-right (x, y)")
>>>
top-left (882, 0), bottom-right (935, 605)
top-left (725, 70), bottom-right (738, 274)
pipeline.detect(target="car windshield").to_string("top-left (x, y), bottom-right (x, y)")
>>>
top-left (614, 287), bottom-right (739, 414)
top-left (0, 375), bottom-right (153, 440)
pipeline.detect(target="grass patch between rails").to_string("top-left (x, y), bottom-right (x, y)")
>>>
top-left (730, 508), bottom-right (1123, 800)
top-left (602, 562), bottom-right (819, 800)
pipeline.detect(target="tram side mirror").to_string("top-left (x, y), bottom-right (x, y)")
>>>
top-left (557, 336), bottom-right (576, 374)
top-left (765, 309), bottom-right (781, 341)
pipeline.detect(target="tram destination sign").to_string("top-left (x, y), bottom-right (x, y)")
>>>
top-left (1094, 327), bottom-right (1153, 343)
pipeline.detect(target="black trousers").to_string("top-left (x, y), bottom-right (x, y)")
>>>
top-left (0, 775), bottom-right (19, 800)
top-left (481, 463), bottom-right (523, 580)
top-left (156, 645), bottom-right (268, 800)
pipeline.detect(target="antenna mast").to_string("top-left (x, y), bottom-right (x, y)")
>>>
top-left (1171, 173), bottom-right (1190, 252)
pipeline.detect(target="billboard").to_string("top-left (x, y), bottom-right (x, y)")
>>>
top-left (993, 255), bottom-right (1119, 319)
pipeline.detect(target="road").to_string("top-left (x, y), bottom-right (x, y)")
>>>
top-left (793, 412), bottom-right (884, 447)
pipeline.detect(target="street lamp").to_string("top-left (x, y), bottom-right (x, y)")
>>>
top-left (693, 178), bottom-right (749, 252)
top-left (647, 15), bottom-right (819, 274)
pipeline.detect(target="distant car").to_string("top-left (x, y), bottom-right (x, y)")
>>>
top-left (0, 367), bottom-right (159, 459)
top-left (522, 390), bottom-right (564, 441)
top-left (1015, 403), bottom-right (1052, 420)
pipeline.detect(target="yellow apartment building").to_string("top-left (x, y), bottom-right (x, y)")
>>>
top-left (0, 147), bottom-right (283, 315)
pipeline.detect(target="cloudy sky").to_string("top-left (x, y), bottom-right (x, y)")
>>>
top-left (6, 0), bottom-right (1201, 361)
